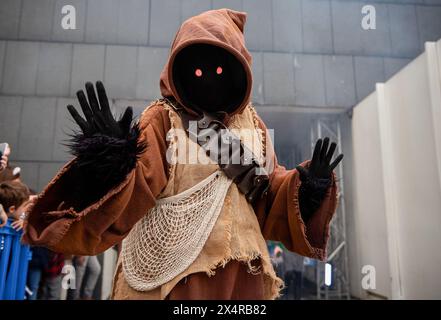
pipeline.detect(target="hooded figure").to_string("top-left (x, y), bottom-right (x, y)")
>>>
top-left (24, 9), bottom-right (342, 299)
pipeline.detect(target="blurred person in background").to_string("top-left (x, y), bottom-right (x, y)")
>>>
top-left (283, 251), bottom-right (305, 300)
top-left (0, 143), bottom-right (63, 300)
top-left (269, 244), bottom-right (304, 300)
top-left (270, 244), bottom-right (285, 281)
top-left (0, 165), bottom-right (22, 183)
top-left (39, 250), bottom-right (65, 300)
top-left (0, 143), bottom-right (20, 228)
top-left (0, 143), bottom-right (22, 184)
top-left (0, 142), bottom-right (34, 230)
top-left (67, 255), bottom-right (102, 300)
top-left (25, 190), bottom-right (51, 300)
top-left (26, 246), bottom-right (50, 300)
top-left (0, 180), bottom-right (31, 231)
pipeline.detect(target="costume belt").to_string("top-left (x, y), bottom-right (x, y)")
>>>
top-left (162, 98), bottom-right (270, 204)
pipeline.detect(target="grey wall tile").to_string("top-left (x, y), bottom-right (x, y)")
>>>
top-left (116, 0), bottom-right (150, 45)
top-left (136, 47), bottom-right (169, 100)
top-left (360, 3), bottom-right (392, 56)
top-left (389, 4), bottom-right (420, 57)
top-left (53, 98), bottom-right (77, 161)
top-left (263, 52), bottom-right (295, 105)
top-left (423, 0), bottom-right (441, 5)
top-left (0, 41), bottom-right (5, 90)
top-left (251, 52), bottom-right (264, 104)
top-left (332, 1), bottom-right (391, 56)
top-left (104, 45), bottom-right (137, 99)
top-left (272, 0), bottom-right (302, 52)
top-left (416, 6), bottom-right (441, 49)
top-left (293, 54), bottom-right (326, 107)
top-left (85, 0), bottom-right (118, 43)
top-left (212, 0), bottom-right (242, 11)
top-left (149, 0), bottom-right (181, 46)
top-left (0, 96), bottom-right (23, 151)
top-left (70, 44), bottom-right (105, 95)
top-left (181, 0), bottom-right (212, 22)
top-left (354, 56), bottom-right (385, 101)
top-left (114, 99), bottom-right (149, 120)
top-left (354, 0), bottom-right (424, 3)
top-left (19, 0), bottom-right (55, 41)
top-left (303, 0), bottom-right (333, 54)
top-left (331, 1), bottom-right (359, 55)
top-left (17, 97), bottom-right (57, 161)
top-left (11, 161), bottom-right (39, 191)
top-left (38, 162), bottom-right (63, 191)
top-left (52, 0), bottom-right (86, 42)
top-left (383, 57), bottom-right (411, 79)
top-left (2, 41), bottom-right (40, 95)
top-left (36, 43), bottom-right (72, 96)
top-left (0, 0), bottom-right (21, 39)
top-left (243, 0), bottom-right (273, 51)
top-left (323, 55), bottom-right (356, 107)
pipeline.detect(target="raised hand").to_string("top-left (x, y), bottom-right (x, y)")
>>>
top-left (296, 137), bottom-right (343, 222)
top-left (67, 81), bottom-right (133, 139)
top-left (296, 137), bottom-right (343, 182)
top-left (64, 81), bottom-right (143, 211)
top-left (0, 143), bottom-right (10, 171)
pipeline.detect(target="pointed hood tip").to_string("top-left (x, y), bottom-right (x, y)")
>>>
top-left (159, 8), bottom-right (253, 116)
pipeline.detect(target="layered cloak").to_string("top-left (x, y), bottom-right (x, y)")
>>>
top-left (23, 9), bottom-right (338, 299)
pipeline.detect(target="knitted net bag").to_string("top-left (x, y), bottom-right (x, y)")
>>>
top-left (121, 170), bottom-right (232, 291)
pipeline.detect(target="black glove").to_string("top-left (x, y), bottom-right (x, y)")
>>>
top-left (296, 137), bottom-right (343, 222)
top-left (66, 81), bottom-right (144, 210)
top-left (67, 81), bottom-right (132, 139)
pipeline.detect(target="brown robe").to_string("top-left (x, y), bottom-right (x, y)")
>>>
top-left (23, 9), bottom-right (338, 299)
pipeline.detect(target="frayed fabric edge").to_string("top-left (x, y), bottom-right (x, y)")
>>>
top-left (202, 251), bottom-right (284, 300)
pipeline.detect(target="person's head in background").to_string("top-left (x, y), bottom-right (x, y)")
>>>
top-left (0, 180), bottom-right (30, 220)
top-left (0, 165), bottom-right (21, 183)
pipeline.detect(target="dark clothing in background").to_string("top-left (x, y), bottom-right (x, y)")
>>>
top-left (285, 270), bottom-right (303, 300)
top-left (282, 251), bottom-right (304, 300)
top-left (28, 246), bottom-right (50, 269)
top-left (44, 251), bottom-right (64, 279)
top-left (26, 246), bottom-right (51, 300)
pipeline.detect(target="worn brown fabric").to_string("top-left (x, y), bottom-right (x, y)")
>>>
top-left (23, 8), bottom-right (338, 299)
top-left (111, 103), bottom-right (283, 300)
top-left (23, 103), bottom-right (171, 255)
top-left (252, 116), bottom-right (338, 261)
top-left (167, 260), bottom-right (265, 300)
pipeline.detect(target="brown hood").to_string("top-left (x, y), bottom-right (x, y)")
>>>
top-left (159, 9), bottom-right (253, 116)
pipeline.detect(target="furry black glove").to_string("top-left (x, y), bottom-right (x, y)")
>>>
top-left (66, 81), bottom-right (145, 210)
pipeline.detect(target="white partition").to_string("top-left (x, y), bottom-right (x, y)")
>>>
top-left (350, 40), bottom-right (441, 299)
top-left (351, 91), bottom-right (392, 299)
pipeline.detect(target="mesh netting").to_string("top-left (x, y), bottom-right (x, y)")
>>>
top-left (121, 171), bottom-right (232, 291)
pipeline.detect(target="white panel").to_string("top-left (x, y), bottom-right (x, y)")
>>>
top-left (376, 82), bottom-right (403, 299)
top-left (426, 41), bottom-right (441, 196)
top-left (351, 91), bottom-right (392, 299)
top-left (351, 40), bottom-right (441, 299)
top-left (381, 49), bottom-right (441, 299)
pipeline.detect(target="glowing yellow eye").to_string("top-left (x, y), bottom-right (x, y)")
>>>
top-left (216, 66), bottom-right (223, 75)
top-left (195, 69), bottom-right (202, 77)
